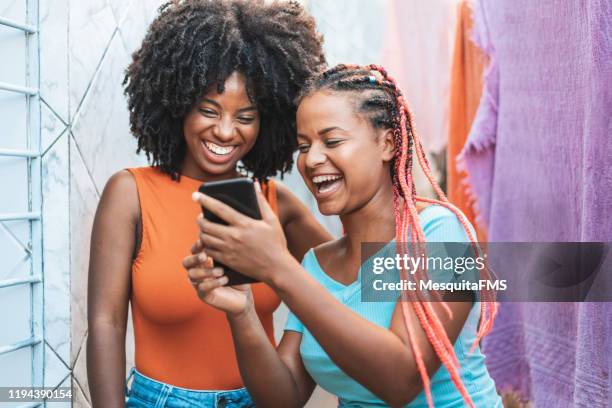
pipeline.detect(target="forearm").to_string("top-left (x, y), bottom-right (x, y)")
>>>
top-left (87, 323), bottom-right (127, 408)
top-left (228, 309), bottom-right (302, 408)
top-left (269, 256), bottom-right (419, 405)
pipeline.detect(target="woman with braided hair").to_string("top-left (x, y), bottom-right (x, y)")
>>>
top-left (87, 1), bottom-right (331, 407)
top-left (186, 64), bottom-right (502, 407)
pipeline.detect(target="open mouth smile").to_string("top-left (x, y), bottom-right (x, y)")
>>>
top-left (201, 141), bottom-right (239, 164)
top-left (312, 174), bottom-right (343, 196)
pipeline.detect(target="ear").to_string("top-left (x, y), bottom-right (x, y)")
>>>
top-left (379, 128), bottom-right (396, 163)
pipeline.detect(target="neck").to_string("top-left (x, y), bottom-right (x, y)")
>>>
top-left (339, 179), bottom-right (396, 257)
top-left (179, 160), bottom-right (240, 183)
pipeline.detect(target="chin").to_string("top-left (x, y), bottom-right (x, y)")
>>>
top-left (317, 202), bottom-right (343, 216)
top-left (198, 158), bottom-right (238, 175)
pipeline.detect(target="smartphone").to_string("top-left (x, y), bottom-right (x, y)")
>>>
top-left (198, 178), bottom-right (261, 285)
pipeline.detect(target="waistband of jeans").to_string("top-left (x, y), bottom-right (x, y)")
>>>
top-left (130, 368), bottom-right (249, 395)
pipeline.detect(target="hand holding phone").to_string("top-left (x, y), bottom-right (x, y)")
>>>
top-left (198, 178), bottom-right (261, 285)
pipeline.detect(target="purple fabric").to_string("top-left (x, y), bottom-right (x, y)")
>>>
top-left (459, 0), bottom-right (612, 406)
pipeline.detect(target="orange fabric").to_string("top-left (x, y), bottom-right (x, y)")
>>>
top-left (448, 0), bottom-right (488, 240)
top-left (127, 167), bottom-right (281, 390)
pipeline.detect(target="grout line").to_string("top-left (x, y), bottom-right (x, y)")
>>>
top-left (41, 127), bottom-right (68, 158)
top-left (44, 339), bottom-right (71, 372)
top-left (40, 97), bottom-right (69, 127)
top-left (70, 327), bottom-right (88, 370)
top-left (69, 132), bottom-right (101, 198)
top-left (72, 371), bottom-right (92, 406)
top-left (70, 26), bottom-right (119, 123)
top-left (52, 372), bottom-right (72, 392)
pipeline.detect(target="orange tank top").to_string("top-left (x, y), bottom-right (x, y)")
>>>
top-left (127, 167), bottom-right (281, 390)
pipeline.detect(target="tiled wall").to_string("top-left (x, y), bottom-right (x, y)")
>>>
top-left (39, 1), bottom-right (161, 406)
top-left (36, 1), bottom-right (393, 407)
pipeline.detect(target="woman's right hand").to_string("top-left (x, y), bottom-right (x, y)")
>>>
top-left (182, 248), bottom-right (253, 316)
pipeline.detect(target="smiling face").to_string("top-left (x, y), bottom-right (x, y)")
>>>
top-left (296, 90), bottom-right (395, 216)
top-left (181, 71), bottom-right (260, 180)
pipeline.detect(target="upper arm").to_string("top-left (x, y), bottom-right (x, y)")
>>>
top-left (388, 206), bottom-right (476, 398)
top-left (275, 182), bottom-right (332, 261)
top-left (277, 331), bottom-right (316, 406)
top-left (87, 170), bottom-right (140, 329)
top-left (389, 296), bottom-right (473, 399)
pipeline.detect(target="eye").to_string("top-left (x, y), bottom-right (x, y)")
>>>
top-left (325, 139), bottom-right (343, 147)
top-left (237, 116), bottom-right (256, 124)
top-left (297, 143), bottom-right (310, 153)
top-left (199, 108), bottom-right (217, 117)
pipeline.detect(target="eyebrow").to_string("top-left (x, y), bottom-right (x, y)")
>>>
top-left (319, 126), bottom-right (346, 135)
top-left (297, 126), bottom-right (347, 140)
top-left (201, 97), bottom-right (257, 113)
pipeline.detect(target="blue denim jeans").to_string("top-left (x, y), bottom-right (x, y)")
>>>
top-left (125, 368), bottom-right (255, 408)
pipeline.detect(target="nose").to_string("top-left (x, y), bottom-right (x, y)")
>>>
top-left (304, 142), bottom-right (327, 170)
top-left (213, 116), bottom-right (235, 143)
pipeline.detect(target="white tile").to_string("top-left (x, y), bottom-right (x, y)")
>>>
top-left (72, 374), bottom-right (92, 408)
top-left (39, 0), bottom-right (70, 122)
top-left (44, 342), bottom-right (70, 388)
top-left (143, 0), bottom-right (166, 21)
top-left (42, 133), bottom-right (71, 363)
top-left (41, 102), bottom-right (68, 154)
top-left (69, 0), bottom-right (116, 118)
top-left (72, 334), bottom-right (90, 405)
top-left (69, 135), bottom-right (100, 364)
top-left (118, 0), bottom-right (164, 56)
top-left (50, 375), bottom-right (73, 408)
top-left (71, 34), bottom-right (147, 193)
top-left (107, 0), bottom-right (134, 27)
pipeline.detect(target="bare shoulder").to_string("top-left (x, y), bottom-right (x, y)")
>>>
top-left (273, 179), bottom-right (293, 206)
top-left (273, 180), bottom-right (304, 225)
top-left (96, 170), bottom-right (140, 221)
top-left (103, 169), bottom-right (137, 196)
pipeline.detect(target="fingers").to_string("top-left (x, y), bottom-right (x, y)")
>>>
top-left (202, 247), bottom-right (227, 266)
top-left (196, 214), bottom-right (231, 239)
top-left (183, 253), bottom-right (201, 269)
top-left (199, 230), bottom-right (227, 252)
top-left (192, 192), bottom-right (246, 226)
top-left (196, 275), bottom-right (229, 293)
top-left (182, 251), bottom-right (214, 270)
top-left (254, 181), bottom-right (276, 221)
top-left (188, 266), bottom-right (224, 283)
top-left (191, 238), bottom-right (203, 254)
top-left (187, 266), bottom-right (226, 299)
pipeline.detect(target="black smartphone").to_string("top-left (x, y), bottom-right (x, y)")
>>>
top-left (198, 178), bottom-right (261, 285)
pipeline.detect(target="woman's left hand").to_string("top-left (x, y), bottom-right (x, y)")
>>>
top-left (192, 182), bottom-right (292, 283)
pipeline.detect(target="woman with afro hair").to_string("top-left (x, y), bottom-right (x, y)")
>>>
top-left (86, 1), bottom-right (331, 407)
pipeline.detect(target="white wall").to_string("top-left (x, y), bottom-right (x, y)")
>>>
top-left (37, 0), bottom-right (160, 406)
top-left (1, 0), bottom-right (397, 406)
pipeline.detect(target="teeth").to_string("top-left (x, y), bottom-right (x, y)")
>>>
top-left (204, 141), bottom-right (235, 155)
top-left (319, 182), bottom-right (338, 193)
top-left (312, 175), bottom-right (342, 184)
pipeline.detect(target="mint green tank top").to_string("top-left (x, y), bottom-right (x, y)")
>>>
top-left (285, 205), bottom-right (502, 407)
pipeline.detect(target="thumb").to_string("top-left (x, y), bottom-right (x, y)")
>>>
top-left (254, 181), bottom-right (275, 221)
